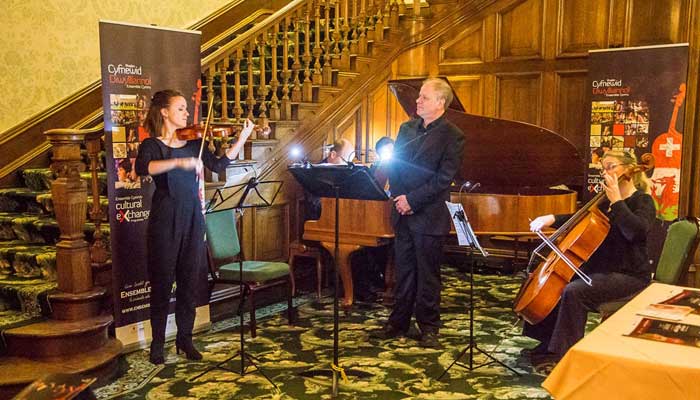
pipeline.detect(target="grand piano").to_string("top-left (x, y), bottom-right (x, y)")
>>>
top-left (303, 78), bottom-right (584, 308)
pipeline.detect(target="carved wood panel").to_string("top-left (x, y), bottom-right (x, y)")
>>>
top-left (625, 0), bottom-right (687, 46)
top-left (555, 70), bottom-right (589, 152)
top-left (449, 76), bottom-right (484, 115)
top-left (440, 22), bottom-right (485, 65)
top-left (497, 0), bottom-right (545, 60)
top-left (557, 0), bottom-right (610, 57)
top-left (496, 73), bottom-right (542, 125)
top-left (245, 202), bottom-right (289, 261)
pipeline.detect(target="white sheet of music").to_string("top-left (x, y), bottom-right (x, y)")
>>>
top-left (445, 201), bottom-right (472, 247)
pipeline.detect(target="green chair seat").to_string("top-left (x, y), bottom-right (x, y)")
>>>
top-left (218, 261), bottom-right (290, 283)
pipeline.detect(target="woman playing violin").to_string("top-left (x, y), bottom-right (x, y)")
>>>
top-left (523, 150), bottom-right (656, 366)
top-left (134, 89), bottom-right (254, 365)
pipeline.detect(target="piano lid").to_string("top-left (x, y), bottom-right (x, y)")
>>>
top-left (388, 78), bottom-right (584, 188)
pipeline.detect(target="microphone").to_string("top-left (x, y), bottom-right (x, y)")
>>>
top-left (394, 131), bottom-right (429, 153)
top-left (460, 181), bottom-right (481, 193)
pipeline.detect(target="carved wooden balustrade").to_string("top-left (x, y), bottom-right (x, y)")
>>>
top-left (201, 0), bottom-right (415, 128)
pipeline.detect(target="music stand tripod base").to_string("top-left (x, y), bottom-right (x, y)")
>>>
top-left (288, 164), bottom-right (387, 397)
top-left (437, 208), bottom-right (521, 380)
top-left (189, 178), bottom-right (283, 389)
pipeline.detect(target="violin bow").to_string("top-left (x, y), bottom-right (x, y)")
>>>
top-left (197, 99), bottom-right (215, 160)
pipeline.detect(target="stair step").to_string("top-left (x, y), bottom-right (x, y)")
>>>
top-left (0, 239), bottom-right (56, 280)
top-left (20, 168), bottom-right (53, 192)
top-left (0, 309), bottom-right (43, 335)
top-left (4, 314), bottom-right (113, 358)
top-left (0, 213), bottom-right (110, 247)
top-left (0, 338), bottom-right (122, 396)
top-left (293, 101), bottom-right (322, 120)
top-left (336, 71), bottom-right (360, 88)
top-left (0, 188), bottom-right (48, 214)
top-left (20, 169), bottom-right (107, 195)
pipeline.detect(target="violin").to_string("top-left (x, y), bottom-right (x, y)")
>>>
top-left (176, 123), bottom-right (271, 141)
top-left (176, 124), bottom-right (237, 141)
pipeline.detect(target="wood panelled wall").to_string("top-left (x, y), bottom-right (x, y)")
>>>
top-left (342, 0), bottom-right (696, 198)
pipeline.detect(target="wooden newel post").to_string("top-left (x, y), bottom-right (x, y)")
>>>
top-left (45, 128), bottom-right (93, 295)
top-left (85, 129), bottom-right (109, 264)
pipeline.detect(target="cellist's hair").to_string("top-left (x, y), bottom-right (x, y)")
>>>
top-left (144, 90), bottom-right (186, 137)
top-left (601, 150), bottom-right (652, 193)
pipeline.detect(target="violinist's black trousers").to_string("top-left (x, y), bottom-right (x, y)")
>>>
top-left (147, 199), bottom-right (205, 347)
top-left (523, 272), bottom-right (648, 356)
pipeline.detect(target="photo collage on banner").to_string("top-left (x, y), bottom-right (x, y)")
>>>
top-left (110, 93), bottom-right (149, 191)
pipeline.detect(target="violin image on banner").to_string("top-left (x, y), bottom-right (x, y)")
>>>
top-left (513, 153), bottom-right (655, 325)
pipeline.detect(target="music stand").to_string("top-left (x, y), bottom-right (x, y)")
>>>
top-left (189, 177), bottom-right (283, 386)
top-left (288, 163), bottom-right (388, 397)
top-left (437, 202), bottom-right (521, 379)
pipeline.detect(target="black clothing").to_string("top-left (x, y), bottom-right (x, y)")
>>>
top-left (388, 115), bottom-right (465, 235)
top-left (390, 220), bottom-right (444, 332)
top-left (553, 190), bottom-right (656, 282)
top-left (386, 114), bottom-right (465, 334)
top-left (135, 138), bottom-right (232, 347)
top-left (524, 189), bottom-right (656, 356)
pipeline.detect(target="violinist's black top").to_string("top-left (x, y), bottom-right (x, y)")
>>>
top-left (135, 138), bottom-right (231, 201)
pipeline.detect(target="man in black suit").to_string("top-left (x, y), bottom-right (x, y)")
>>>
top-left (381, 78), bottom-right (465, 348)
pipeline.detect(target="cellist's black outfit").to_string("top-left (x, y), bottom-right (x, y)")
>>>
top-left (524, 190), bottom-right (656, 358)
top-left (386, 114), bottom-right (465, 336)
top-left (135, 138), bottom-right (232, 354)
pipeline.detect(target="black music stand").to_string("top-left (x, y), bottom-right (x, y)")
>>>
top-left (437, 203), bottom-right (521, 379)
top-left (288, 163), bottom-right (388, 397)
top-left (189, 177), bottom-right (283, 386)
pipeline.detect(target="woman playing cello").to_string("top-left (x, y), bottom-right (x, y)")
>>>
top-left (135, 89), bottom-right (254, 364)
top-left (523, 150), bottom-right (655, 365)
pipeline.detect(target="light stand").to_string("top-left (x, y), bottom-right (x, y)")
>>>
top-left (437, 206), bottom-right (520, 379)
top-left (189, 178), bottom-right (283, 387)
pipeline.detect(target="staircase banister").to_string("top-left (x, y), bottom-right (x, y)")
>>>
top-left (44, 126), bottom-right (105, 142)
top-left (201, 0), bottom-right (309, 69)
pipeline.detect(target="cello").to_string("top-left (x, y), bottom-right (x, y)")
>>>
top-left (513, 153), bottom-right (655, 324)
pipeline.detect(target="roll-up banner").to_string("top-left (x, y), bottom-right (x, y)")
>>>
top-left (99, 20), bottom-right (207, 349)
top-left (585, 43), bottom-right (689, 265)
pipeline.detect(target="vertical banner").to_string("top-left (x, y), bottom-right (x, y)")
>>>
top-left (585, 44), bottom-right (689, 264)
top-left (99, 21), bottom-right (207, 348)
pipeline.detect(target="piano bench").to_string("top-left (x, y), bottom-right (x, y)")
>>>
top-left (288, 240), bottom-right (324, 298)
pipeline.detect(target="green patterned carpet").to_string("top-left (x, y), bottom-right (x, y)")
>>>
top-left (93, 267), bottom-right (601, 399)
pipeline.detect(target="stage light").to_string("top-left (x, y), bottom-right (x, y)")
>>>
top-left (379, 146), bottom-right (393, 161)
top-left (290, 146), bottom-right (302, 159)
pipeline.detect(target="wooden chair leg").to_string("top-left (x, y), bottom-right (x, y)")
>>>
top-left (287, 277), bottom-right (296, 325)
top-left (288, 253), bottom-right (297, 296)
top-left (315, 256), bottom-right (323, 298)
top-left (249, 288), bottom-right (257, 338)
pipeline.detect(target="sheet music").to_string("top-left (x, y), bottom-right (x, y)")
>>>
top-left (446, 201), bottom-right (488, 257)
top-left (446, 201), bottom-right (472, 246)
top-left (224, 168), bottom-right (256, 187)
